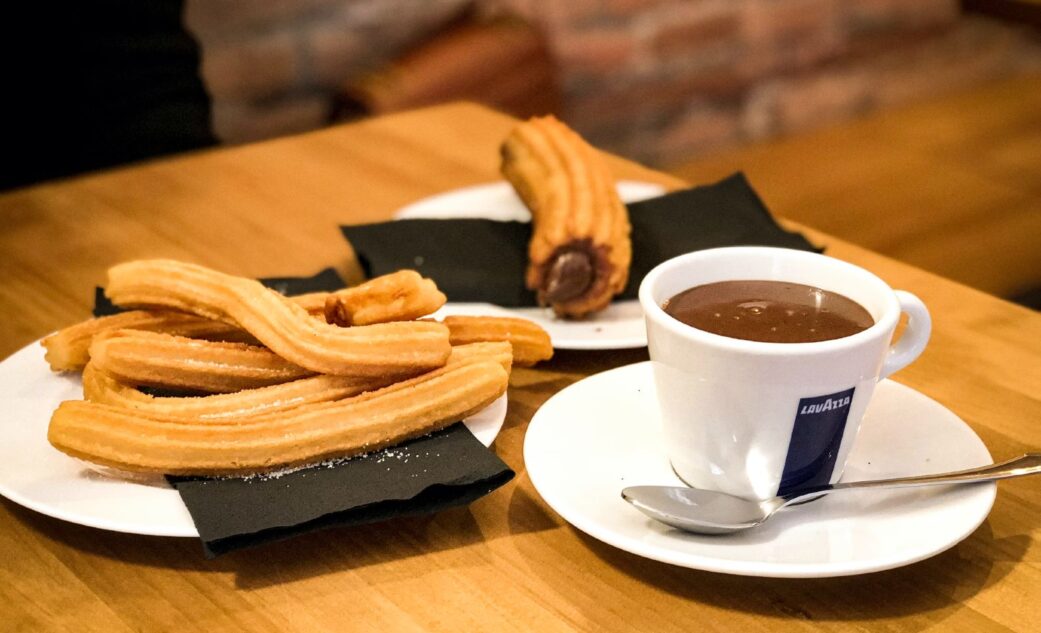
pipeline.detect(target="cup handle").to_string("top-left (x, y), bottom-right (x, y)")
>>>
top-left (880, 290), bottom-right (931, 380)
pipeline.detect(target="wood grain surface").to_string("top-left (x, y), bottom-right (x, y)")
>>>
top-left (1, 103), bottom-right (1039, 632)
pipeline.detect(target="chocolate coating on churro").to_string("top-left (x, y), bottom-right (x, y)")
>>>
top-left (542, 248), bottom-right (594, 303)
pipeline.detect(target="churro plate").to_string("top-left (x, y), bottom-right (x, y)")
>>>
top-left (394, 180), bottom-right (666, 350)
top-left (0, 339), bottom-right (508, 537)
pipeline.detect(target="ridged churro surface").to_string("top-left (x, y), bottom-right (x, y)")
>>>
top-left (41, 291), bottom-right (358, 374)
top-left (81, 343), bottom-right (511, 421)
top-left (105, 260), bottom-right (451, 377)
top-left (443, 316), bottom-right (553, 367)
top-left (41, 310), bottom-right (246, 372)
top-left (89, 329), bottom-right (313, 393)
top-left (81, 362), bottom-right (380, 419)
top-left (49, 360), bottom-right (508, 475)
top-left (325, 270), bottom-right (446, 326)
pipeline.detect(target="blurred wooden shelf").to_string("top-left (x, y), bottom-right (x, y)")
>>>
top-left (670, 74), bottom-right (1041, 304)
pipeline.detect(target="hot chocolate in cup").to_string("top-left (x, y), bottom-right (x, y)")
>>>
top-left (638, 247), bottom-right (931, 501)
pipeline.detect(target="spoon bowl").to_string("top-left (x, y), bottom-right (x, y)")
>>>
top-left (621, 486), bottom-right (776, 534)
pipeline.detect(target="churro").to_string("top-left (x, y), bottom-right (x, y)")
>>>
top-left (81, 362), bottom-right (384, 420)
top-left (443, 316), bottom-right (553, 366)
top-left (41, 310), bottom-right (247, 372)
top-left (105, 259), bottom-right (451, 377)
top-left (49, 360), bottom-right (509, 475)
top-left (42, 290), bottom-right (342, 374)
top-left (289, 292), bottom-right (330, 316)
top-left (446, 341), bottom-right (513, 374)
top-left (88, 329), bottom-right (313, 393)
top-left (501, 115), bottom-right (631, 318)
top-left (81, 342), bottom-right (512, 420)
top-left (324, 270), bottom-right (446, 326)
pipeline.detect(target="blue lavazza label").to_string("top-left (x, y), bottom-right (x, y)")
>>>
top-left (778, 387), bottom-right (856, 495)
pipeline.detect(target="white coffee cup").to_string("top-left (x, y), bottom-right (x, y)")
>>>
top-left (639, 246), bottom-right (931, 500)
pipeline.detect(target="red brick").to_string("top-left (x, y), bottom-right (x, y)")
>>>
top-left (482, 0), bottom-right (572, 35)
top-left (305, 25), bottom-right (370, 89)
top-left (739, 16), bottom-right (1041, 144)
top-left (863, 18), bottom-right (1031, 107)
top-left (770, 71), bottom-right (872, 134)
top-left (562, 0), bottom-right (671, 26)
top-left (741, 0), bottom-right (846, 77)
top-left (738, 70), bottom-right (874, 142)
top-left (342, 0), bottom-right (469, 27)
top-left (649, 3), bottom-right (742, 58)
top-left (843, 0), bottom-right (960, 55)
top-left (187, 0), bottom-right (1039, 168)
top-left (185, 0), bottom-right (340, 38)
top-left (602, 0), bottom-right (667, 15)
top-left (844, 0), bottom-right (959, 36)
top-left (655, 105), bottom-right (742, 162)
top-left (200, 32), bottom-right (300, 101)
top-left (743, 0), bottom-right (839, 39)
top-left (343, 3), bottom-right (473, 71)
top-left (553, 28), bottom-right (639, 74)
top-left (566, 67), bottom-right (746, 131)
top-left (740, 81), bottom-right (781, 139)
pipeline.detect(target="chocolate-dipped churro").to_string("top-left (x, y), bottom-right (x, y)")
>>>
top-left (501, 115), bottom-right (631, 318)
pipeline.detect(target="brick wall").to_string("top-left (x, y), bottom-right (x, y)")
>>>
top-left (185, 0), bottom-right (470, 143)
top-left (185, 0), bottom-right (1041, 165)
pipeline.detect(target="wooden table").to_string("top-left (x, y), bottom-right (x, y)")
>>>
top-left (1, 103), bottom-right (1039, 632)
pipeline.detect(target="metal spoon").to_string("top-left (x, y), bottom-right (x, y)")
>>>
top-left (622, 454), bottom-right (1041, 535)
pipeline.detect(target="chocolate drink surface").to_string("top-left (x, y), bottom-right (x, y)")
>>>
top-left (663, 280), bottom-right (873, 343)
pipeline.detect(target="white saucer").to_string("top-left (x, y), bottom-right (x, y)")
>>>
top-left (0, 339), bottom-right (508, 538)
top-left (524, 362), bottom-right (996, 578)
top-left (394, 180), bottom-right (667, 350)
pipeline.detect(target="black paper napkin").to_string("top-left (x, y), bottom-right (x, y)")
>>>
top-left (91, 269), bottom-right (514, 557)
top-left (341, 173), bottom-right (819, 306)
top-left (172, 424), bottom-right (514, 557)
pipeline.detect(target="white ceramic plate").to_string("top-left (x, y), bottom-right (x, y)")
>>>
top-left (0, 339), bottom-right (508, 538)
top-left (394, 180), bottom-right (667, 350)
top-left (524, 362), bottom-right (996, 578)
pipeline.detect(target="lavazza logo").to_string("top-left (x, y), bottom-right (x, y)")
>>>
top-left (799, 395), bottom-right (851, 415)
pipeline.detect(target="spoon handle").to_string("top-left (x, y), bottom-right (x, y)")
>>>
top-left (782, 454), bottom-right (1041, 505)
